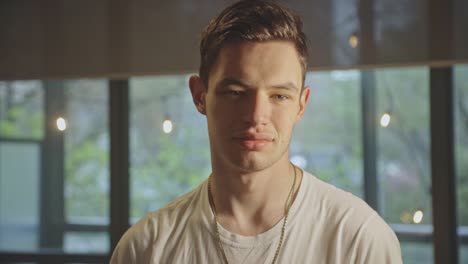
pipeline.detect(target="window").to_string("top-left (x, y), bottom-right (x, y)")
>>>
top-left (0, 81), bottom-right (43, 252)
top-left (292, 71), bottom-right (363, 197)
top-left (0, 80), bottom-right (109, 255)
top-left (1, 66), bottom-right (464, 263)
top-left (454, 64), bottom-right (468, 264)
top-left (129, 75), bottom-right (210, 221)
top-left (128, 69), bottom-right (433, 264)
top-left (63, 80), bottom-right (109, 253)
top-left (375, 67), bottom-right (433, 263)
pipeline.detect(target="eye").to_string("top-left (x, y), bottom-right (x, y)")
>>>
top-left (273, 94), bottom-right (289, 101)
top-left (227, 90), bottom-right (243, 96)
top-left (228, 90), bottom-right (242, 95)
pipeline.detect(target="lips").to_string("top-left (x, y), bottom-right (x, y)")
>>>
top-left (232, 132), bottom-right (274, 150)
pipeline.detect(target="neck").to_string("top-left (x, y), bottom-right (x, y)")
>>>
top-left (209, 160), bottom-right (301, 236)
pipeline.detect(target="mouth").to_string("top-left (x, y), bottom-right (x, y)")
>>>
top-left (232, 133), bottom-right (274, 150)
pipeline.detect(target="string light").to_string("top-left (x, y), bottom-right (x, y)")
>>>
top-left (162, 119), bottom-right (173, 134)
top-left (348, 33), bottom-right (359, 48)
top-left (380, 113), bottom-right (391, 127)
top-left (400, 211), bottom-right (412, 224)
top-left (413, 210), bottom-right (424, 224)
top-left (56, 117), bottom-right (67, 131)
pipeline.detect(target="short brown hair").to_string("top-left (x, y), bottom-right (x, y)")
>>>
top-left (199, 0), bottom-right (309, 87)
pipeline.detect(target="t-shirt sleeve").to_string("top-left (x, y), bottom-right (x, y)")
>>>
top-left (352, 213), bottom-right (403, 264)
top-left (110, 233), bottom-right (137, 264)
top-left (109, 215), bottom-right (154, 264)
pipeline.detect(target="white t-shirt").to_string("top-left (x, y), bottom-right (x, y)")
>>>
top-left (110, 170), bottom-right (402, 263)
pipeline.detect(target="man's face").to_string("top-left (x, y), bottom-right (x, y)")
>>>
top-left (191, 41), bottom-right (310, 172)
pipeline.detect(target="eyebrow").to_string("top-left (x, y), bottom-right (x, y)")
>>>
top-left (216, 78), bottom-right (300, 92)
top-left (216, 78), bottom-right (251, 90)
top-left (271, 82), bottom-right (300, 92)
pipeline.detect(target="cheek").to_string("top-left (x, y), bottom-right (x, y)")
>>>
top-left (273, 114), bottom-right (297, 136)
top-left (208, 107), bottom-right (233, 129)
top-left (211, 101), bottom-right (237, 119)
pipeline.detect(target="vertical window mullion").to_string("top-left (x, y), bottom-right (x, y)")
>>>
top-left (109, 79), bottom-right (130, 252)
top-left (361, 70), bottom-right (378, 211)
top-left (40, 81), bottom-right (65, 250)
top-left (430, 67), bottom-right (458, 264)
top-left (358, 0), bottom-right (379, 211)
top-left (429, 0), bottom-right (457, 262)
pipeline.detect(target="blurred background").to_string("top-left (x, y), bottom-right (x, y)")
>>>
top-left (0, 0), bottom-right (467, 263)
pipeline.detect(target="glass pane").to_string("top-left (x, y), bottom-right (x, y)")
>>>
top-left (400, 241), bottom-right (433, 264)
top-left (64, 232), bottom-right (109, 253)
top-left (0, 142), bottom-right (40, 251)
top-left (455, 64), bottom-right (468, 263)
top-left (292, 71), bottom-right (363, 196)
top-left (64, 79), bottom-right (109, 226)
top-left (376, 67), bottom-right (431, 223)
top-left (0, 81), bottom-right (43, 139)
top-left (130, 75), bottom-right (210, 222)
top-left (374, 67), bottom-right (433, 260)
top-left (461, 243), bottom-right (468, 264)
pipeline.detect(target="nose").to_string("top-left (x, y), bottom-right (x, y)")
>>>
top-left (241, 92), bottom-right (270, 126)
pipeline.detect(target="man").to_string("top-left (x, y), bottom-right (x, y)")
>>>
top-left (111, 0), bottom-right (402, 263)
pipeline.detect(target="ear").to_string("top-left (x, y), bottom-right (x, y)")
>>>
top-left (296, 86), bottom-right (311, 122)
top-left (189, 75), bottom-right (207, 115)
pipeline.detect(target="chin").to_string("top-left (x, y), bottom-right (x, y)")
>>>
top-left (213, 140), bottom-right (288, 172)
top-left (227, 154), bottom-right (279, 173)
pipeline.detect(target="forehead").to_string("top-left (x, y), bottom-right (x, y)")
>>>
top-left (208, 41), bottom-right (303, 89)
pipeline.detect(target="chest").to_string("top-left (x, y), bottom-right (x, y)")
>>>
top-left (149, 220), bottom-right (353, 264)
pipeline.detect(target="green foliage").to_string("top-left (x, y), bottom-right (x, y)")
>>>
top-left (131, 128), bottom-right (210, 216)
top-left (0, 120), bottom-right (17, 135)
top-left (374, 68), bottom-right (434, 225)
top-left (65, 139), bottom-right (109, 217)
top-left (128, 75), bottom-right (211, 218)
top-left (0, 106), bottom-right (43, 139)
top-left (131, 131), bottom-right (210, 218)
top-left (293, 71), bottom-right (363, 197)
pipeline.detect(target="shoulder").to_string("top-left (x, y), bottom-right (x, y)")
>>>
top-left (301, 171), bottom-right (376, 224)
top-left (109, 212), bottom-right (157, 264)
top-left (110, 181), bottom-right (207, 264)
top-left (350, 212), bottom-right (402, 263)
top-left (301, 171), bottom-right (402, 262)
